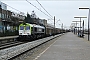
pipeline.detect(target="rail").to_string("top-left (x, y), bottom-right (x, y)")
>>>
top-left (0, 34), bottom-right (62, 60)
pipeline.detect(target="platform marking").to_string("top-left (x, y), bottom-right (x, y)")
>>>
top-left (33, 38), bottom-right (58, 60)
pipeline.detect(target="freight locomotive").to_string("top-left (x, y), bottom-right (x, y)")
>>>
top-left (18, 23), bottom-right (61, 41)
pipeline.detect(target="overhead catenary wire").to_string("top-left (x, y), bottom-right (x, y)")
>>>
top-left (4, 1), bottom-right (54, 21)
top-left (26, 0), bottom-right (53, 20)
top-left (35, 0), bottom-right (53, 18)
top-left (35, 0), bottom-right (54, 23)
top-left (7, 5), bottom-right (22, 13)
top-left (1, 1), bottom-right (25, 15)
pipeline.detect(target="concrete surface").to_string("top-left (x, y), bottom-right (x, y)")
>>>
top-left (31, 32), bottom-right (90, 60)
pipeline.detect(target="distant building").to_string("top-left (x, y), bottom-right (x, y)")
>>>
top-left (43, 19), bottom-right (47, 26)
top-left (47, 23), bottom-right (54, 28)
top-left (11, 12), bottom-right (25, 23)
top-left (0, 1), bottom-right (7, 10)
top-left (38, 19), bottom-right (47, 26)
top-left (0, 1), bottom-right (7, 32)
top-left (0, 1), bottom-right (25, 32)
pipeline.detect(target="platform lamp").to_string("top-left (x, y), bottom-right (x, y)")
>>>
top-left (70, 23), bottom-right (76, 33)
top-left (74, 16), bottom-right (87, 36)
top-left (71, 23), bottom-right (76, 34)
top-left (72, 21), bottom-right (80, 34)
top-left (79, 7), bottom-right (90, 41)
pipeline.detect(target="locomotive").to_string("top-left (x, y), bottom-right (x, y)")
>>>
top-left (18, 23), bottom-right (61, 41)
top-left (18, 23), bottom-right (45, 41)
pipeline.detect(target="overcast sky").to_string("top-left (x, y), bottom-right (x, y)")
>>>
top-left (1, 0), bottom-right (90, 29)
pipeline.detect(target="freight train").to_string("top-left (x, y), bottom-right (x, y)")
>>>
top-left (18, 23), bottom-right (61, 41)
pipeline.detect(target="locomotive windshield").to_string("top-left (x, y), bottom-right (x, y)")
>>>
top-left (20, 26), bottom-right (24, 30)
top-left (26, 26), bottom-right (30, 30)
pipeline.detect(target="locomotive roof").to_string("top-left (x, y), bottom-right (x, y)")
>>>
top-left (19, 23), bottom-right (45, 29)
top-left (27, 23), bottom-right (45, 29)
top-left (34, 25), bottom-right (45, 29)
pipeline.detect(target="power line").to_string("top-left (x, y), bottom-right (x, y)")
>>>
top-left (7, 5), bottom-right (24, 14)
top-left (26, 0), bottom-right (53, 20)
top-left (36, 0), bottom-right (53, 18)
top-left (36, 1), bottom-right (62, 24)
top-left (1, 2), bottom-right (25, 15)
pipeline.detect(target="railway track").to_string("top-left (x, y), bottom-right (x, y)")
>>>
top-left (0, 41), bottom-right (26, 50)
top-left (0, 34), bottom-right (62, 60)
top-left (0, 37), bottom-right (27, 50)
top-left (0, 36), bottom-right (49, 50)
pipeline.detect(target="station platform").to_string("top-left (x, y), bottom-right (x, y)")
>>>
top-left (28, 32), bottom-right (90, 60)
top-left (0, 36), bottom-right (18, 40)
